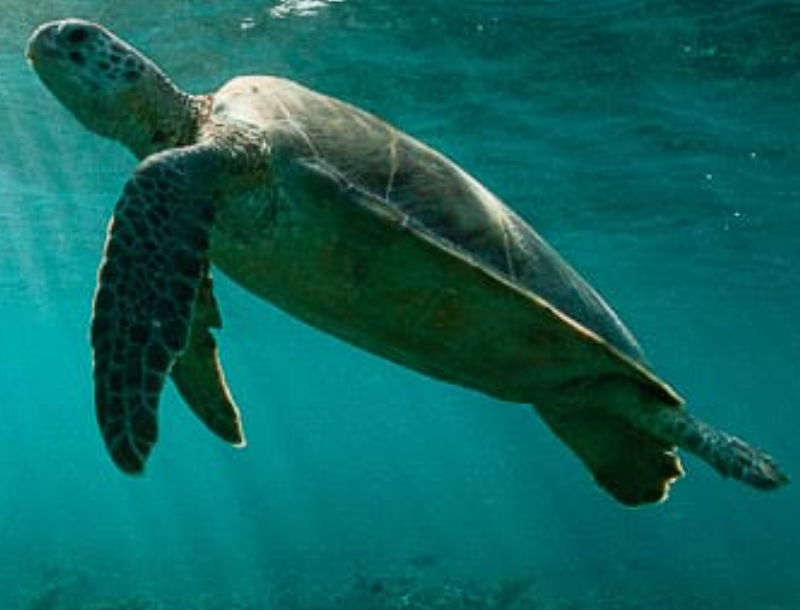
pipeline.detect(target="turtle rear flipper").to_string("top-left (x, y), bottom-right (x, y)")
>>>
top-left (535, 404), bottom-right (684, 506)
top-left (633, 409), bottom-right (789, 491)
top-left (536, 374), bottom-right (788, 505)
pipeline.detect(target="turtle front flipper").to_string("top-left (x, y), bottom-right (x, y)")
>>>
top-left (170, 271), bottom-right (245, 447)
top-left (92, 146), bottom-right (219, 473)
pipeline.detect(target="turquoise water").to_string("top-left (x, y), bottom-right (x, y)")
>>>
top-left (2, 1), bottom-right (799, 608)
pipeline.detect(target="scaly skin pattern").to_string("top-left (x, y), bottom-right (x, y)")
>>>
top-left (27, 19), bottom-right (787, 504)
top-left (91, 147), bottom-right (217, 471)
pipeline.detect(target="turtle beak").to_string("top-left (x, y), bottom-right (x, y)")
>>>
top-left (27, 22), bottom-right (53, 61)
top-left (26, 21), bottom-right (65, 65)
top-left (27, 20), bottom-right (94, 64)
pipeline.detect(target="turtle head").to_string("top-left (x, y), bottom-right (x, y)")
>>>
top-left (27, 19), bottom-right (204, 158)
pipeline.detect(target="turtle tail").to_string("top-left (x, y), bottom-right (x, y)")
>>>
top-left (636, 408), bottom-right (789, 491)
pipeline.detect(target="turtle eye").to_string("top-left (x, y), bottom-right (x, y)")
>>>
top-left (67, 27), bottom-right (88, 44)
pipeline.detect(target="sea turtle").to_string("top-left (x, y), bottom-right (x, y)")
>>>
top-left (27, 19), bottom-right (787, 505)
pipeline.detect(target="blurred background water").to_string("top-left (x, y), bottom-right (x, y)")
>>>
top-left (1, 1), bottom-right (799, 608)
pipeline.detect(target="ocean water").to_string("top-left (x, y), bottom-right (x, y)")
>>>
top-left (1, 1), bottom-right (799, 608)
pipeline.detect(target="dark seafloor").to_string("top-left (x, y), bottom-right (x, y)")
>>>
top-left (0, 1), bottom-right (798, 609)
